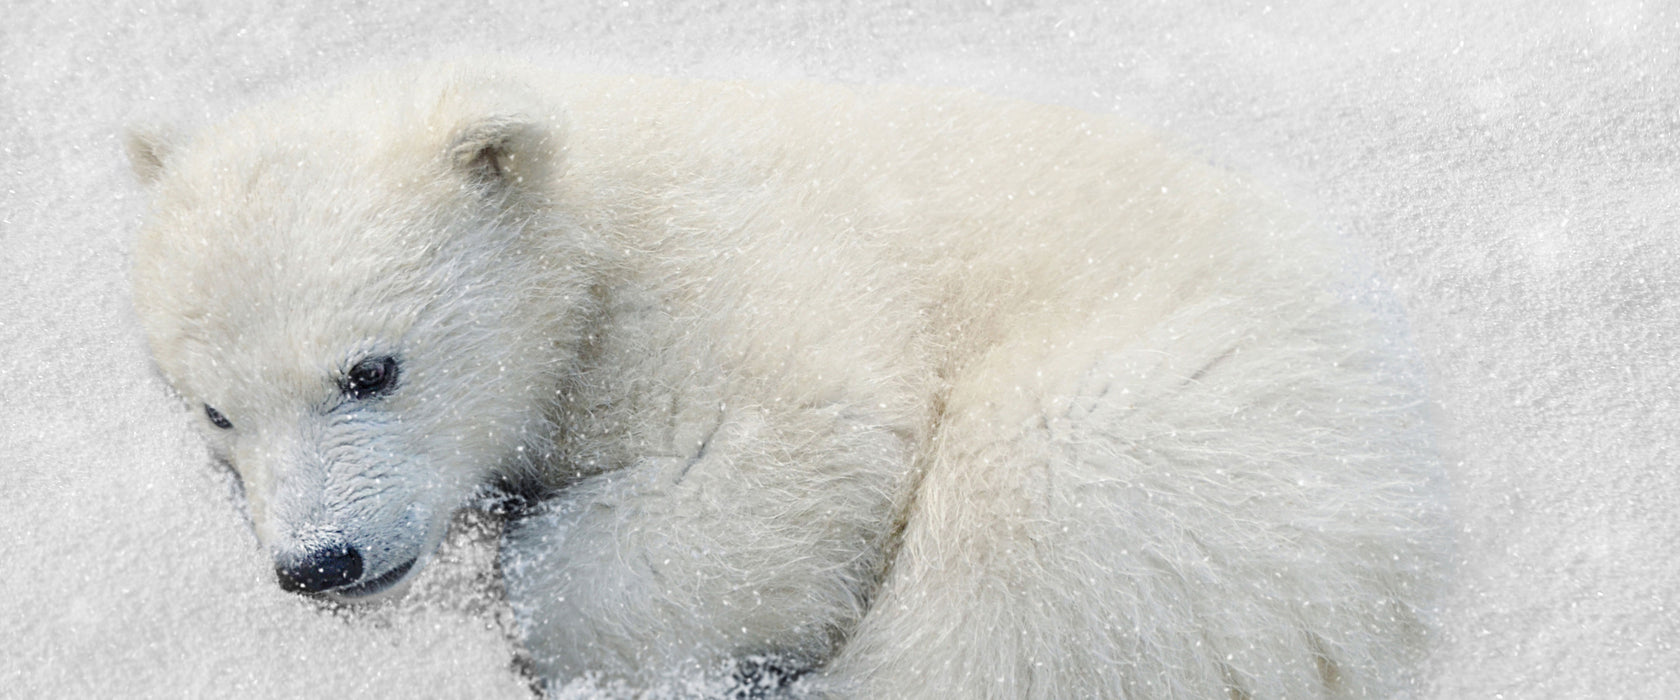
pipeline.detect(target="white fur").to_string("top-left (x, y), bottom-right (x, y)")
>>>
top-left (129, 59), bottom-right (1447, 698)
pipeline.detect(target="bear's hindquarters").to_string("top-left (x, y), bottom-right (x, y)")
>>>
top-left (817, 295), bottom-right (1444, 699)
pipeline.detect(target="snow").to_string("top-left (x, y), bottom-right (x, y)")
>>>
top-left (2, 1), bottom-right (1676, 696)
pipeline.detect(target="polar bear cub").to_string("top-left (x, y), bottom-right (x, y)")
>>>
top-left (128, 60), bottom-right (1446, 698)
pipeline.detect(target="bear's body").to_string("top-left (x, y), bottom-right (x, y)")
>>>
top-left (129, 61), bottom-right (1446, 698)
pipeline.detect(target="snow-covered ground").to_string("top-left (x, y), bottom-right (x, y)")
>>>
top-left (2, 2), bottom-right (1675, 697)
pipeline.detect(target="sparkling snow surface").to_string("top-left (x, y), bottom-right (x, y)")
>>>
top-left (2, 2), bottom-right (1676, 697)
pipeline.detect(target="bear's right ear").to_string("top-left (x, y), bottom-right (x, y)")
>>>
top-left (124, 124), bottom-right (182, 186)
top-left (446, 114), bottom-right (563, 196)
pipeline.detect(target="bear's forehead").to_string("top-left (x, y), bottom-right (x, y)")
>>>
top-left (144, 150), bottom-right (445, 299)
top-left (136, 201), bottom-right (437, 406)
top-left (145, 208), bottom-right (404, 330)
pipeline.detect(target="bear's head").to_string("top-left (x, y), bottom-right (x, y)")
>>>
top-left (127, 63), bottom-right (594, 600)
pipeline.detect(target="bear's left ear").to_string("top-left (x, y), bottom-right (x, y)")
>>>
top-left (446, 114), bottom-right (563, 196)
top-left (124, 123), bottom-right (183, 186)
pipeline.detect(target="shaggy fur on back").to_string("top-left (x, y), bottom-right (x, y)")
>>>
top-left (129, 59), bottom-right (1448, 698)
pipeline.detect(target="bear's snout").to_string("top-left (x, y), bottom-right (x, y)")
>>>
top-left (276, 542), bottom-right (363, 594)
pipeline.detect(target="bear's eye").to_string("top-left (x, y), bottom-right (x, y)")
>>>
top-left (205, 404), bottom-right (233, 430)
top-left (344, 356), bottom-right (399, 400)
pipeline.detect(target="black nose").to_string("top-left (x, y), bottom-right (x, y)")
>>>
top-left (276, 543), bottom-right (363, 593)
